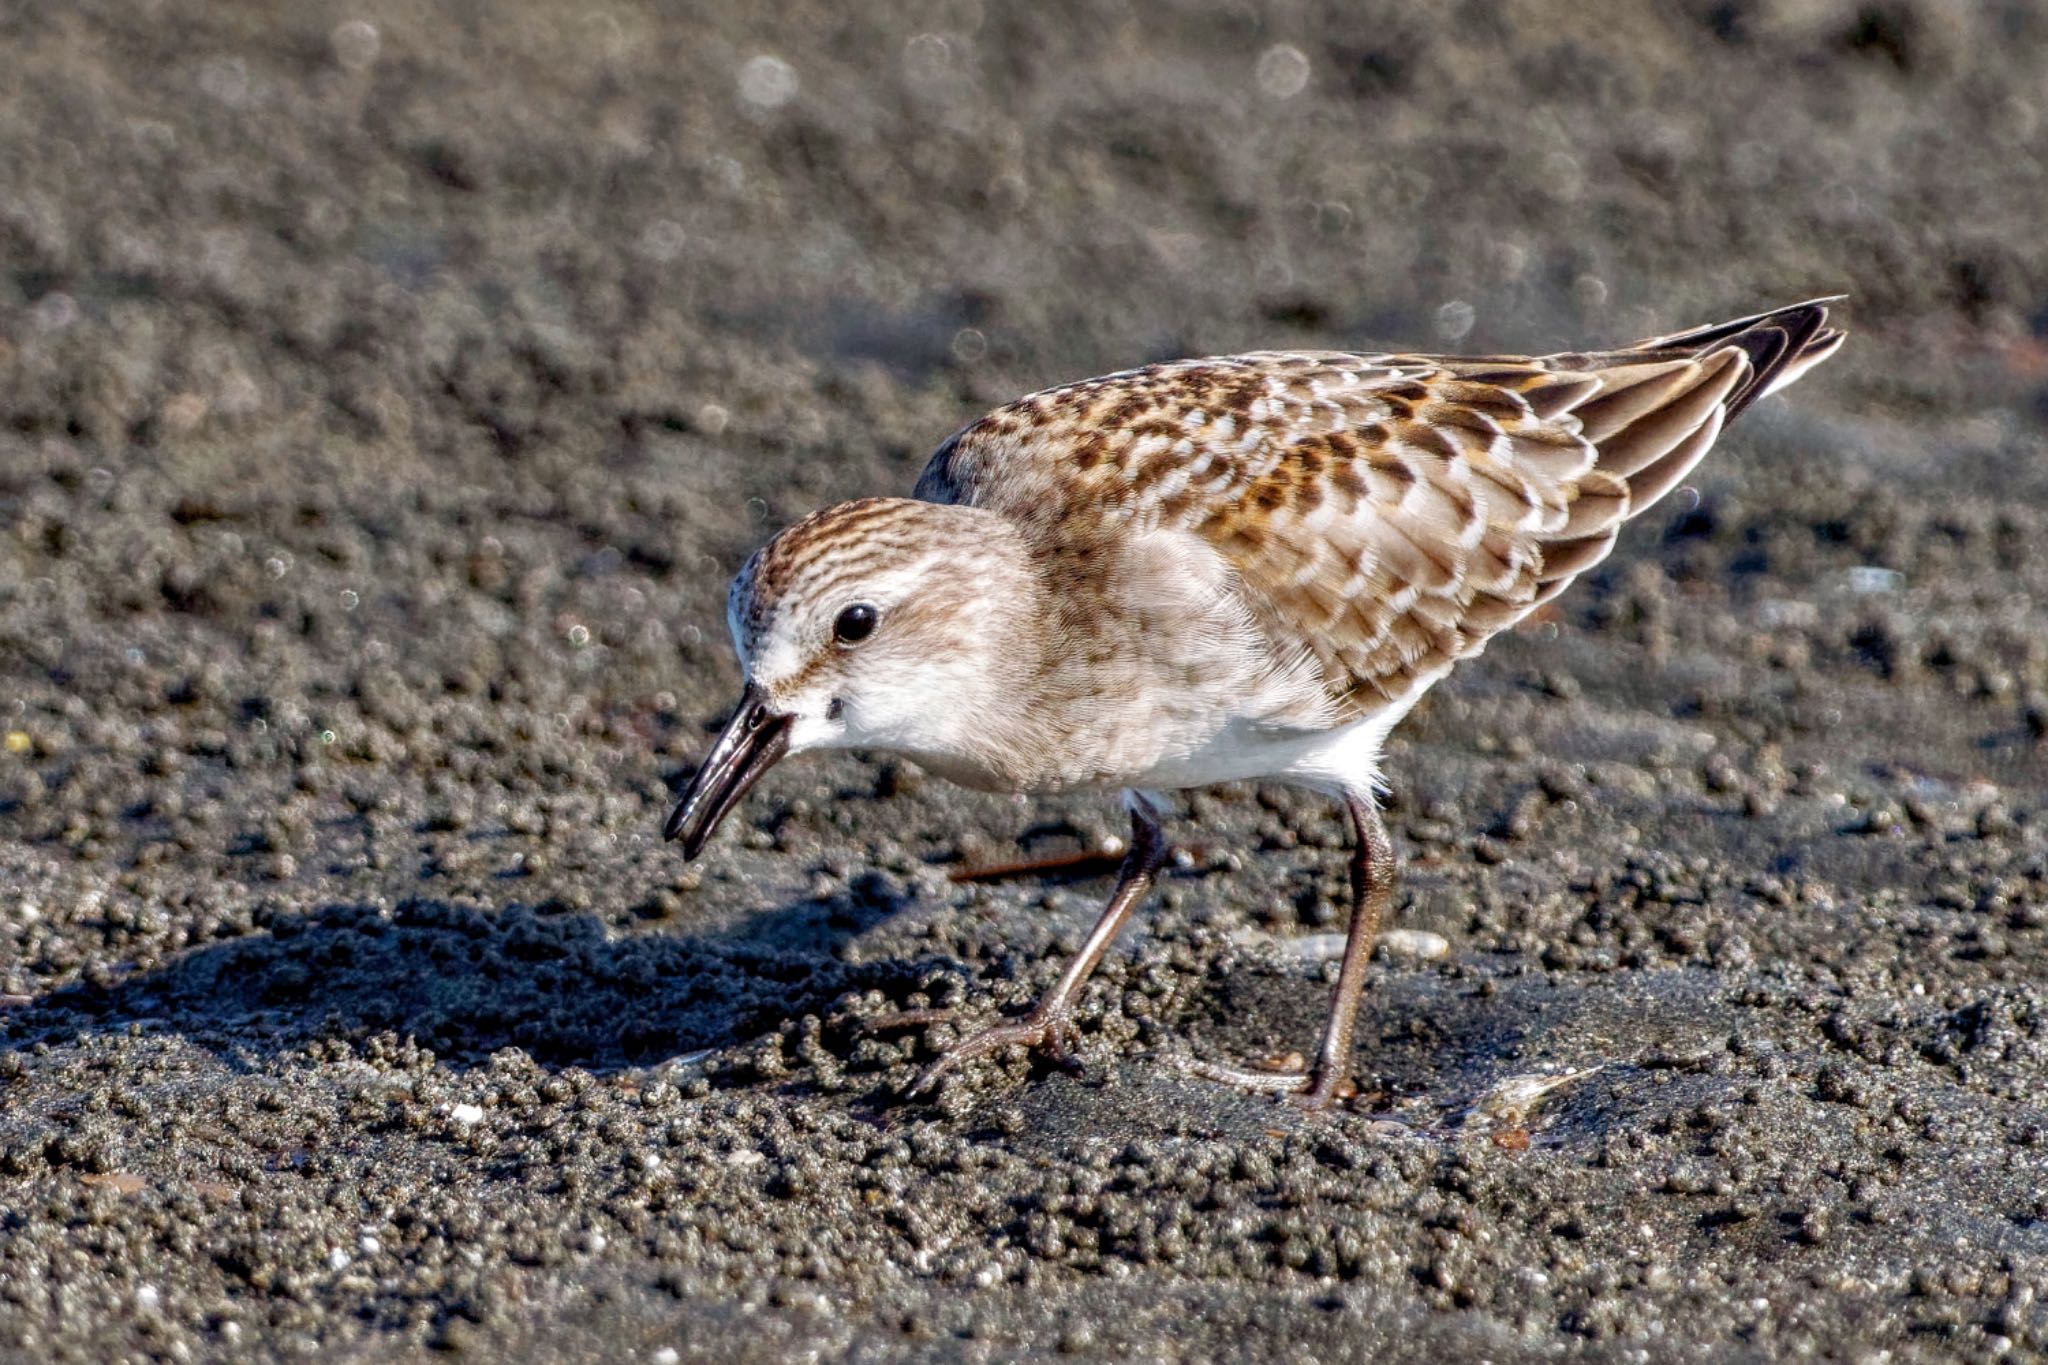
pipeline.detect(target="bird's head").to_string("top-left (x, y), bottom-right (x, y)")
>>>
top-left (664, 497), bottom-right (1038, 857)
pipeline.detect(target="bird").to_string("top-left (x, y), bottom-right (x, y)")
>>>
top-left (665, 298), bottom-right (1846, 1110)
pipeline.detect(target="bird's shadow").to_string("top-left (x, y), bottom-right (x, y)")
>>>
top-left (0, 879), bottom-right (947, 1075)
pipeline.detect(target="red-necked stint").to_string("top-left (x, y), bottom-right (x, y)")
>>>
top-left (667, 299), bottom-right (1846, 1110)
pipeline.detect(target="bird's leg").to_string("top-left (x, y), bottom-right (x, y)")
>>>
top-left (1295, 793), bottom-right (1394, 1109)
top-left (1176, 791), bottom-right (1393, 1112)
top-left (948, 848), bottom-right (1125, 883)
top-left (879, 800), bottom-right (1169, 1095)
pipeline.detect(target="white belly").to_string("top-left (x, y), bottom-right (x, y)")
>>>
top-left (1118, 701), bottom-right (1412, 799)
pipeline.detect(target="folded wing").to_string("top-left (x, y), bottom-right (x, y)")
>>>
top-left (918, 299), bottom-right (1845, 719)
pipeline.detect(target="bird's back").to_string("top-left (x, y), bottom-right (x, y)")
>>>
top-left (917, 300), bottom-right (1844, 729)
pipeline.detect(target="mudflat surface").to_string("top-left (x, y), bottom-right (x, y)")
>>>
top-left (4, 2), bottom-right (2047, 1360)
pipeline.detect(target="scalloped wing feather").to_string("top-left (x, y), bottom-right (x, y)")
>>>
top-left (918, 301), bottom-right (1844, 721)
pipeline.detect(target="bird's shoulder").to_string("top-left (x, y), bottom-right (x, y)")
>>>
top-left (912, 350), bottom-right (1607, 523)
top-left (922, 353), bottom-right (1403, 512)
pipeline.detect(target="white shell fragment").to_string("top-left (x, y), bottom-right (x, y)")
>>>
top-left (1380, 929), bottom-right (1451, 960)
top-left (1470, 1067), bottom-right (1601, 1126)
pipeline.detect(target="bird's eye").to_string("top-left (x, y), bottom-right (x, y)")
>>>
top-left (832, 603), bottom-right (878, 645)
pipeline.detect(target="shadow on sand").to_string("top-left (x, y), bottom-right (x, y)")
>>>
top-left (0, 879), bottom-right (952, 1074)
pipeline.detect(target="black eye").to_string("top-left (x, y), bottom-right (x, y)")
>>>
top-left (832, 603), bottom-right (878, 645)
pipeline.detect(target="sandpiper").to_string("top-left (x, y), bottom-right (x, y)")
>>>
top-left (666, 299), bottom-right (1846, 1109)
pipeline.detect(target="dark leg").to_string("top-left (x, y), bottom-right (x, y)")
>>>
top-left (948, 847), bottom-right (1124, 884)
top-left (1175, 790), bottom-right (1393, 1111)
top-left (876, 799), bottom-right (1169, 1095)
top-left (1296, 792), bottom-right (1394, 1109)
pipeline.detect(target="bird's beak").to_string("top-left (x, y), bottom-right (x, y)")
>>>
top-left (664, 682), bottom-right (794, 859)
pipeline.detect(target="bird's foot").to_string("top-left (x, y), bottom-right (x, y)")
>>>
top-left (868, 1001), bottom-right (1082, 1096)
top-left (947, 847), bottom-right (1124, 884)
top-left (860, 1005), bottom-right (969, 1035)
top-left (1170, 1051), bottom-right (1356, 1113)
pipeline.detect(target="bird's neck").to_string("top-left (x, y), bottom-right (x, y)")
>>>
top-left (860, 508), bottom-right (1062, 791)
top-left (915, 520), bottom-right (1138, 793)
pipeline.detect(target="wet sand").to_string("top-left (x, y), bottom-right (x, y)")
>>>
top-left (3, 1), bottom-right (2047, 1359)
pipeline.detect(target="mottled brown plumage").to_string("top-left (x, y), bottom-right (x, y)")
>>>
top-left (669, 299), bottom-right (1847, 1110)
top-left (917, 299), bottom-right (1843, 724)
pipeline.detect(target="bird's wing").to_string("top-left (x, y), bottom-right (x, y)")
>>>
top-left (917, 301), bottom-right (1844, 718)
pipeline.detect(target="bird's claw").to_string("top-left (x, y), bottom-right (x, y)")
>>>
top-left (860, 1005), bottom-right (968, 1035)
top-left (1284, 1078), bottom-right (1354, 1114)
top-left (1168, 1051), bottom-right (1355, 1112)
top-left (887, 1007), bottom-right (1082, 1097)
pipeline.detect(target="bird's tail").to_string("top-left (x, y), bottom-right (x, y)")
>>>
top-left (1627, 296), bottom-right (1848, 420)
top-left (1512, 297), bottom-right (1848, 598)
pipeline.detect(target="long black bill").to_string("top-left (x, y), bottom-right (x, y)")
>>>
top-left (663, 683), bottom-right (794, 860)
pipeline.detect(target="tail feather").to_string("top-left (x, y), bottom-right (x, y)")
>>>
top-left (1526, 297), bottom-right (1847, 593)
top-left (1590, 297), bottom-right (1847, 505)
top-left (1630, 296), bottom-right (1847, 416)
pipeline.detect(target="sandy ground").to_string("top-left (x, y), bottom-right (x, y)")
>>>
top-left (3, 0), bottom-right (2048, 1359)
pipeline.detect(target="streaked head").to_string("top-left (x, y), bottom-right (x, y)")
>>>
top-left (665, 497), bottom-right (1038, 857)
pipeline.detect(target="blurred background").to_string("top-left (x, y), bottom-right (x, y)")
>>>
top-left (6, 0), bottom-right (2045, 893)
top-left (7, 0), bottom-right (2045, 801)
top-left (4, 2), bottom-right (2048, 1358)
top-left (4, 0), bottom-right (2044, 744)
